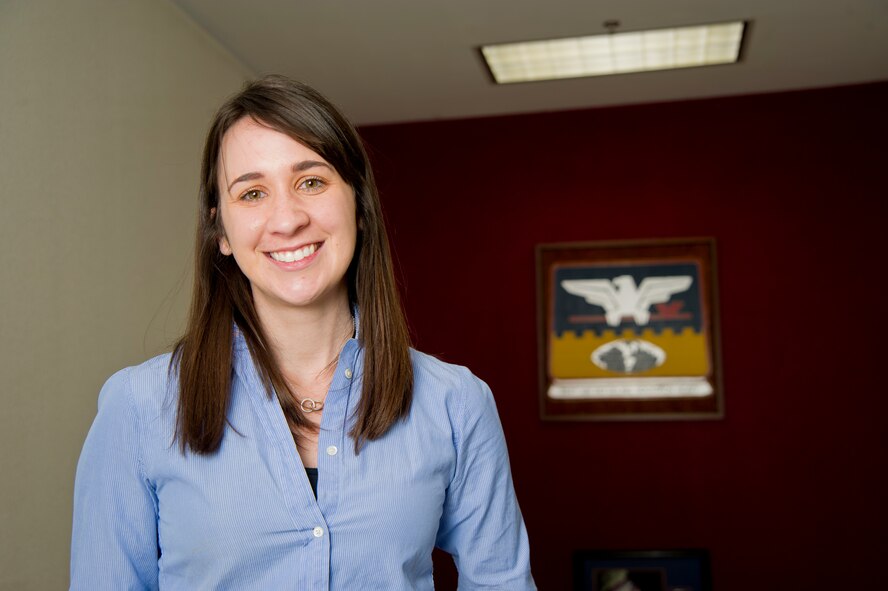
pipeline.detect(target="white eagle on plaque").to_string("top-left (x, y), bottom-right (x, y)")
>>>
top-left (561, 274), bottom-right (693, 327)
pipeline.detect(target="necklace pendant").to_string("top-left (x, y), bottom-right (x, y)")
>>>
top-left (299, 398), bottom-right (324, 413)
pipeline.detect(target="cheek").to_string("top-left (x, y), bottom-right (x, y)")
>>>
top-left (341, 212), bottom-right (358, 253)
top-left (221, 209), bottom-right (265, 246)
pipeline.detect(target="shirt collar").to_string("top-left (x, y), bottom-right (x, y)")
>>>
top-left (232, 306), bottom-right (361, 358)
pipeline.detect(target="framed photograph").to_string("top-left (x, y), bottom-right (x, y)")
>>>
top-left (573, 549), bottom-right (712, 591)
top-left (537, 238), bottom-right (722, 420)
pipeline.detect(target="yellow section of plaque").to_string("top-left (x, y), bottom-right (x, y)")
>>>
top-left (549, 327), bottom-right (709, 378)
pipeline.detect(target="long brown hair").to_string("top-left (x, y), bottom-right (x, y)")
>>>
top-left (172, 75), bottom-right (413, 454)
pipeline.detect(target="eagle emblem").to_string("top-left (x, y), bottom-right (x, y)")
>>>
top-left (561, 274), bottom-right (693, 326)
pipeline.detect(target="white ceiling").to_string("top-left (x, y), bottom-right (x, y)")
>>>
top-left (172, 0), bottom-right (888, 125)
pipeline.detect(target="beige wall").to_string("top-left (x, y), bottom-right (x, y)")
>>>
top-left (0, 1), bottom-right (249, 587)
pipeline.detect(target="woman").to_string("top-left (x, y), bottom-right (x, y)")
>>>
top-left (70, 75), bottom-right (535, 590)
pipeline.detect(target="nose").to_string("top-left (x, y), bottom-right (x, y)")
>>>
top-left (266, 192), bottom-right (309, 235)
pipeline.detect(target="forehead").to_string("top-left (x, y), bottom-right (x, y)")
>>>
top-left (219, 117), bottom-right (326, 168)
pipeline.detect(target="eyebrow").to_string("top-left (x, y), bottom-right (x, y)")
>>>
top-left (226, 160), bottom-right (333, 193)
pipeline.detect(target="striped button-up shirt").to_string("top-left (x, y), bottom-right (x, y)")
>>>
top-left (70, 328), bottom-right (535, 590)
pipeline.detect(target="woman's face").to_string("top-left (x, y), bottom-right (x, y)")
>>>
top-left (216, 117), bottom-right (357, 314)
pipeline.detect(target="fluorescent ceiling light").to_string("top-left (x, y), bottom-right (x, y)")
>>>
top-left (481, 22), bottom-right (746, 84)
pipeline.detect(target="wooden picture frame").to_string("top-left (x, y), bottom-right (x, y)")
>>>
top-left (537, 238), bottom-right (723, 421)
top-left (573, 549), bottom-right (712, 591)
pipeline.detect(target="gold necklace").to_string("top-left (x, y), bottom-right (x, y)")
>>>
top-left (294, 315), bottom-right (355, 414)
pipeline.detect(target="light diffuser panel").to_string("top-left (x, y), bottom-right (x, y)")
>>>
top-left (481, 22), bottom-right (746, 83)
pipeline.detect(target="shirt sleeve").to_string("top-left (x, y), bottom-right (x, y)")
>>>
top-left (70, 368), bottom-right (160, 591)
top-left (435, 370), bottom-right (536, 590)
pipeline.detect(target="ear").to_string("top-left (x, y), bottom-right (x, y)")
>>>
top-left (210, 207), bottom-right (232, 255)
top-left (219, 236), bottom-right (232, 256)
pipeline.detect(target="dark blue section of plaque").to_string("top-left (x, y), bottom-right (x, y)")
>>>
top-left (553, 262), bottom-right (702, 337)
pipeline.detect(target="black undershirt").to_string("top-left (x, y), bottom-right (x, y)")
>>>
top-left (305, 467), bottom-right (318, 498)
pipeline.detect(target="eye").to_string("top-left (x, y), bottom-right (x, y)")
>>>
top-left (239, 188), bottom-right (266, 202)
top-left (298, 176), bottom-right (327, 193)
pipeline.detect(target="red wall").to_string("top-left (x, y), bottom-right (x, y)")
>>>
top-left (360, 82), bottom-right (888, 590)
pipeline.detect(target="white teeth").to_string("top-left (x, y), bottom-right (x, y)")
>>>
top-left (270, 243), bottom-right (317, 263)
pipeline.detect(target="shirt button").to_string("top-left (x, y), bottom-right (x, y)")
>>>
top-left (326, 445), bottom-right (338, 456)
top-left (344, 368), bottom-right (353, 379)
top-left (313, 527), bottom-right (324, 538)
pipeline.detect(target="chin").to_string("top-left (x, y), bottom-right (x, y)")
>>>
top-left (257, 285), bottom-right (347, 312)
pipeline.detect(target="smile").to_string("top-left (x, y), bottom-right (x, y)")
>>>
top-left (268, 243), bottom-right (319, 263)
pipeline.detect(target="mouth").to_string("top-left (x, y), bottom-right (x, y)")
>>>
top-left (267, 242), bottom-right (321, 263)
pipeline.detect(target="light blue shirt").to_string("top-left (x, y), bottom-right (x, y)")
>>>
top-left (70, 328), bottom-right (535, 590)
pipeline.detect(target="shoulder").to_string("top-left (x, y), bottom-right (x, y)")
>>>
top-left (408, 349), bottom-right (500, 430)
top-left (410, 348), bottom-right (469, 383)
top-left (410, 349), bottom-right (487, 396)
top-left (97, 352), bottom-right (177, 421)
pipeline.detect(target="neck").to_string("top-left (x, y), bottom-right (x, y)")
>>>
top-left (254, 293), bottom-right (354, 393)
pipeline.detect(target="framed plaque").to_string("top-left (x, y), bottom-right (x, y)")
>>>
top-left (537, 238), bottom-right (723, 420)
top-left (573, 549), bottom-right (712, 591)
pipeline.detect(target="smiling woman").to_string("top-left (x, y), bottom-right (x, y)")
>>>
top-left (217, 118), bottom-right (358, 315)
top-left (69, 76), bottom-right (536, 590)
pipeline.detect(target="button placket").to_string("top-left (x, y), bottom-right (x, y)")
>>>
top-left (314, 342), bottom-right (358, 519)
